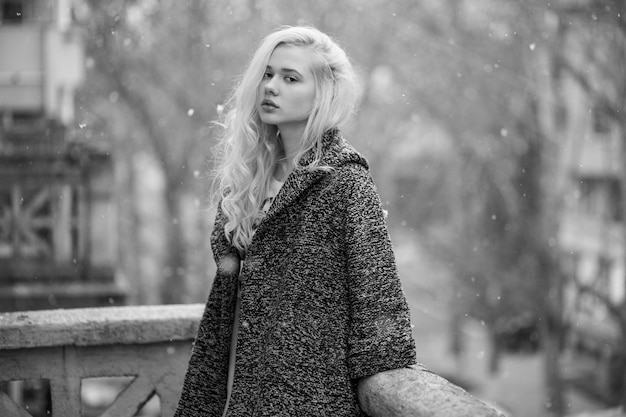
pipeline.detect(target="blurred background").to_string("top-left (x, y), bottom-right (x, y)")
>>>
top-left (0, 0), bottom-right (624, 416)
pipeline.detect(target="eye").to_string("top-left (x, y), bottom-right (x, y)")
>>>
top-left (263, 71), bottom-right (273, 79)
top-left (285, 76), bottom-right (298, 83)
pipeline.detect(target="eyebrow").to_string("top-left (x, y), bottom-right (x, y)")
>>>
top-left (266, 65), bottom-right (305, 78)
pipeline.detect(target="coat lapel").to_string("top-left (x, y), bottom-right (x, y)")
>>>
top-left (264, 167), bottom-right (325, 221)
top-left (260, 129), bottom-right (341, 225)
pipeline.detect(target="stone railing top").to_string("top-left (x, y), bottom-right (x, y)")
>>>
top-left (0, 303), bottom-right (204, 350)
top-left (0, 303), bottom-right (508, 417)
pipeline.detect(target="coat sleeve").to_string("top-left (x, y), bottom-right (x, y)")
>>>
top-left (174, 204), bottom-right (239, 417)
top-left (343, 166), bottom-right (417, 381)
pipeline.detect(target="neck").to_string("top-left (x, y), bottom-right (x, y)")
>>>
top-left (275, 125), bottom-right (305, 180)
top-left (277, 123), bottom-right (305, 159)
top-left (274, 142), bottom-right (296, 181)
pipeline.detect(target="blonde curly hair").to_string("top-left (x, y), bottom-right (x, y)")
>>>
top-left (212, 25), bottom-right (360, 252)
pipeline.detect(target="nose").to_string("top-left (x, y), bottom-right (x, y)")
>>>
top-left (264, 77), bottom-right (278, 95)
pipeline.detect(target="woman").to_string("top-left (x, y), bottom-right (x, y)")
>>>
top-left (175, 25), bottom-right (416, 417)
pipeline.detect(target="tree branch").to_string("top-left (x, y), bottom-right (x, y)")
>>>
top-left (557, 55), bottom-right (622, 122)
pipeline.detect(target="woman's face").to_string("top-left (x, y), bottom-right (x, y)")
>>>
top-left (257, 45), bottom-right (317, 134)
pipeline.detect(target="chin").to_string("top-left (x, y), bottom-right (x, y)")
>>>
top-left (259, 114), bottom-right (281, 125)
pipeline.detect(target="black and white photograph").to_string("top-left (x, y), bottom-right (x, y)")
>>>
top-left (0, 1), bottom-right (624, 416)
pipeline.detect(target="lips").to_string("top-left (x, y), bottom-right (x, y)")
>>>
top-left (261, 99), bottom-right (278, 110)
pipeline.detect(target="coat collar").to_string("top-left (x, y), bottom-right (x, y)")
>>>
top-left (260, 129), bottom-right (368, 225)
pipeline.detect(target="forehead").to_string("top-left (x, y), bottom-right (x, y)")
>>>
top-left (267, 45), bottom-right (316, 75)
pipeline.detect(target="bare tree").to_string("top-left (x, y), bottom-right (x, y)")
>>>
top-left (549, 0), bottom-right (626, 407)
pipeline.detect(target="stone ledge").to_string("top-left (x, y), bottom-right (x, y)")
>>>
top-left (0, 304), bottom-right (203, 349)
top-left (1, 304), bottom-right (507, 416)
top-left (358, 364), bottom-right (507, 417)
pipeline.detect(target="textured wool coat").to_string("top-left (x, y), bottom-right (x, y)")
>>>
top-left (174, 129), bottom-right (416, 417)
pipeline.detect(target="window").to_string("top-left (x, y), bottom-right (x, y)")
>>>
top-left (591, 104), bottom-right (612, 136)
top-left (577, 178), bottom-right (601, 217)
top-left (595, 256), bottom-right (612, 298)
top-left (577, 178), bottom-right (622, 222)
top-left (1, 0), bottom-right (23, 24)
top-left (0, 180), bottom-right (85, 281)
top-left (607, 179), bottom-right (622, 222)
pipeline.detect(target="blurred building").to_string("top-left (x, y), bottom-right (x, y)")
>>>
top-left (555, 30), bottom-right (625, 405)
top-left (0, 0), bottom-right (125, 311)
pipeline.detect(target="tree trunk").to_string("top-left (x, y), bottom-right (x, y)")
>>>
top-left (518, 96), bottom-right (566, 416)
top-left (620, 10), bottom-right (626, 403)
top-left (618, 105), bottom-right (626, 410)
top-left (620, 333), bottom-right (626, 410)
top-left (161, 186), bottom-right (189, 305)
top-left (122, 153), bottom-right (146, 304)
top-left (540, 315), bottom-right (565, 416)
top-left (488, 328), bottom-right (501, 375)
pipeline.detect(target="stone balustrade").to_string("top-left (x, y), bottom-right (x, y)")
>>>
top-left (0, 305), bottom-right (505, 417)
